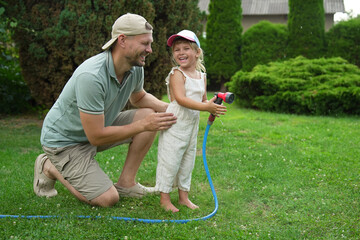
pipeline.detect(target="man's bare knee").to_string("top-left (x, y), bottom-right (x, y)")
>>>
top-left (90, 186), bottom-right (119, 207)
top-left (133, 108), bottom-right (155, 122)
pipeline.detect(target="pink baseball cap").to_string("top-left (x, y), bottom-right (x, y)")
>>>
top-left (167, 30), bottom-right (200, 48)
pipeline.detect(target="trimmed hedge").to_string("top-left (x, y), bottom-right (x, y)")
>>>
top-left (327, 16), bottom-right (360, 68)
top-left (227, 56), bottom-right (360, 115)
top-left (242, 21), bottom-right (288, 72)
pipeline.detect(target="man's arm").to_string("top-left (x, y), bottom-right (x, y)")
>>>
top-left (79, 112), bottom-right (141, 146)
top-left (80, 109), bottom-right (176, 147)
top-left (130, 89), bottom-right (168, 112)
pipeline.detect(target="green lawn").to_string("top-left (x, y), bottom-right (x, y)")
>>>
top-left (0, 103), bottom-right (359, 239)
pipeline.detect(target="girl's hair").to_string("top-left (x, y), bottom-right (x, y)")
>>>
top-left (171, 39), bottom-right (206, 73)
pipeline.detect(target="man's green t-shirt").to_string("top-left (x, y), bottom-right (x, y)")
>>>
top-left (41, 50), bottom-right (144, 147)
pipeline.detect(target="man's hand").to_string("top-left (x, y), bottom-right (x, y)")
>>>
top-left (142, 112), bottom-right (177, 131)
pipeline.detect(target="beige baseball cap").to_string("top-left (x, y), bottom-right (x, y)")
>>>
top-left (102, 13), bottom-right (153, 50)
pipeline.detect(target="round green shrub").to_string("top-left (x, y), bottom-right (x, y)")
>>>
top-left (227, 56), bottom-right (360, 115)
top-left (326, 16), bottom-right (360, 68)
top-left (242, 21), bottom-right (288, 72)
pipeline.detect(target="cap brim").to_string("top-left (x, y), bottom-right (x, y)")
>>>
top-left (167, 34), bottom-right (199, 47)
top-left (167, 35), bottom-right (178, 47)
top-left (102, 37), bottom-right (117, 50)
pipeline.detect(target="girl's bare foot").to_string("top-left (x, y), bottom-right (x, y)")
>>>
top-left (178, 190), bottom-right (199, 209)
top-left (160, 192), bottom-right (179, 213)
top-left (161, 201), bottom-right (179, 212)
top-left (179, 198), bottom-right (199, 209)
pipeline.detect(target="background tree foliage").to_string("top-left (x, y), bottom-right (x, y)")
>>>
top-left (0, 5), bottom-right (32, 114)
top-left (4, 1), bottom-right (359, 116)
top-left (205, 0), bottom-right (242, 91)
top-left (287, 0), bottom-right (326, 59)
top-left (5, 0), bottom-right (203, 108)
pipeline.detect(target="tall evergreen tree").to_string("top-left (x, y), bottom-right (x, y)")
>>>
top-left (205, 0), bottom-right (242, 91)
top-left (287, 0), bottom-right (326, 59)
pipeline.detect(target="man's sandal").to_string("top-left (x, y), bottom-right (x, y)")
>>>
top-left (114, 183), bottom-right (156, 198)
top-left (33, 154), bottom-right (58, 198)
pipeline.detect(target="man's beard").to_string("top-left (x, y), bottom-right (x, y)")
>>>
top-left (127, 52), bottom-right (147, 67)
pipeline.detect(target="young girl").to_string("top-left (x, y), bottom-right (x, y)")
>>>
top-left (155, 30), bottom-right (227, 212)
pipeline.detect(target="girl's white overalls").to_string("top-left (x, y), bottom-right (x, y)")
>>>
top-left (155, 67), bottom-right (205, 193)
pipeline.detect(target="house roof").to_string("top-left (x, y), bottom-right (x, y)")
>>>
top-left (198, 0), bottom-right (345, 15)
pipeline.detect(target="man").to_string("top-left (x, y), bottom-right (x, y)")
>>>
top-left (33, 13), bottom-right (177, 207)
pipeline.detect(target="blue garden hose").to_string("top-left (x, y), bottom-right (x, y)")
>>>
top-left (0, 123), bottom-right (218, 223)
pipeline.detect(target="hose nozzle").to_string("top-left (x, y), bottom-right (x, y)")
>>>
top-left (215, 92), bottom-right (235, 104)
top-left (208, 92), bottom-right (235, 125)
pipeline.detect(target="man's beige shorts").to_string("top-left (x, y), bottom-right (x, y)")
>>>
top-left (42, 110), bottom-right (136, 201)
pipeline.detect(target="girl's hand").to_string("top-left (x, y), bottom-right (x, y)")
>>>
top-left (207, 96), bottom-right (227, 116)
